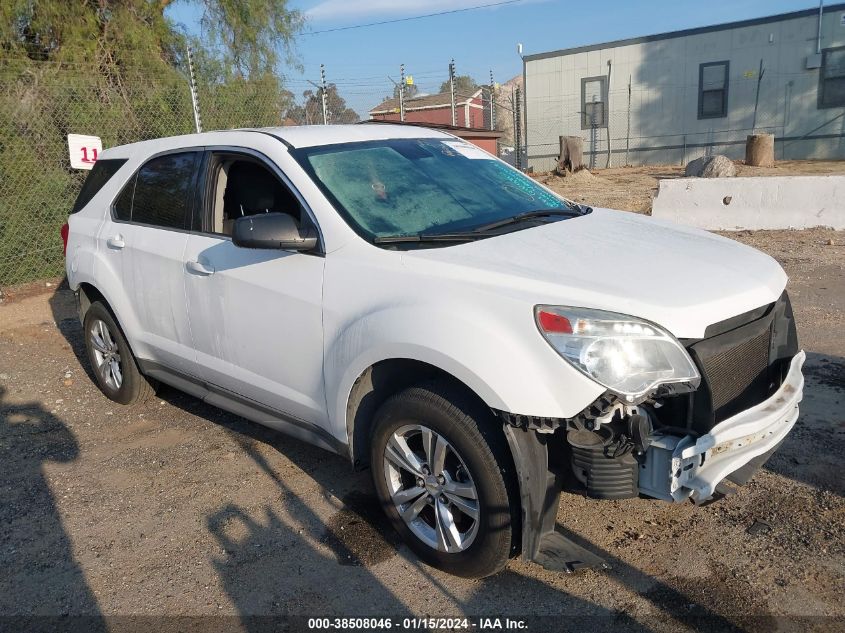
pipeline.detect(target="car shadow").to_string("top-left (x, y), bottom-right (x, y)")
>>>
top-left (157, 383), bottom-right (750, 631)
top-left (0, 386), bottom-right (107, 631)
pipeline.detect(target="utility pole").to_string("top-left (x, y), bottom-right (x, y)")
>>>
top-left (514, 85), bottom-right (522, 170)
top-left (449, 59), bottom-right (457, 126)
top-left (186, 44), bottom-right (202, 133)
top-left (489, 69), bottom-right (496, 132)
top-left (320, 64), bottom-right (328, 125)
top-left (399, 64), bottom-right (406, 122)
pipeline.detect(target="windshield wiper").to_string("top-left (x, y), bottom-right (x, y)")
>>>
top-left (373, 232), bottom-right (485, 245)
top-left (373, 206), bottom-right (592, 245)
top-left (471, 208), bottom-right (586, 233)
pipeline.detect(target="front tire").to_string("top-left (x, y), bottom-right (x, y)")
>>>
top-left (83, 301), bottom-right (155, 405)
top-left (370, 382), bottom-right (517, 578)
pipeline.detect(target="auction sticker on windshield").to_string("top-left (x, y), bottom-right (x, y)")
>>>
top-left (442, 140), bottom-right (493, 160)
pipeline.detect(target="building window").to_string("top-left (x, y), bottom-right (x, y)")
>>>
top-left (581, 76), bottom-right (607, 129)
top-left (698, 61), bottom-right (729, 119)
top-left (819, 46), bottom-right (845, 109)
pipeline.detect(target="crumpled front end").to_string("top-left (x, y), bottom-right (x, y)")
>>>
top-left (502, 292), bottom-right (803, 570)
top-left (640, 350), bottom-right (804, 503)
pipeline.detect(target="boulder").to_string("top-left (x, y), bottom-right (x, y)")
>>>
top-left (684, 155), bottom-right (737, 178)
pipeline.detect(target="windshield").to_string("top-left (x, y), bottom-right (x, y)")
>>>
top-left (293, 138), bottom-right (574, 241)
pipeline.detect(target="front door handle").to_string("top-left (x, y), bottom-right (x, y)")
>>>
top-left (106, 235), bottom-right (125, 250)
top-left (186, 260), bottom-right (215, 276)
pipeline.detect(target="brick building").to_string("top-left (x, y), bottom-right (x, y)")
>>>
top-left (369, 89), bottom-right (486, 128)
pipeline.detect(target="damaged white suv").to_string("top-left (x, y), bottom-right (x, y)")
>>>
top-left (64, 125), bottom-right (804, 578)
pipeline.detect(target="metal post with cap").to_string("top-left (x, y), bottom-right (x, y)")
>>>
top-left (320, 64), bottom-right (328, 125)
top-left (449, 59), bottom-right (457, 127)
top-left (186, 44), bottom-right (203, 134)
top-left (399, 64), bottom-right (406, 122)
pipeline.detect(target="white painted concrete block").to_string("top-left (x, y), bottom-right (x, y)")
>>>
top-left (651, 176), bottom-right (845, 230)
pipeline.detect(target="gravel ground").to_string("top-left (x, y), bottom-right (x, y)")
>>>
top-left (537, 160), bottom-right (845, 213)
top-left (1, 229), bottom-right (843, 632)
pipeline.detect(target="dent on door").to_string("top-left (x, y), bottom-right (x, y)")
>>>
top-left (183, 235), bottom-right (328, 427)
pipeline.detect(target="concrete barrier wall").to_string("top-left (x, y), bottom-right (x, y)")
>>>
top-left (651, 175), bottom-right (845, 230)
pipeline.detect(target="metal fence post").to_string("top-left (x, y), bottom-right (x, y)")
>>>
top-left (626, 75), bottom-right (632, 166)
top-left (186, 44), bottom-right (203, 133)
top-left (489, 70), bottom-right (496, 132)
top-left (320, 64), bottom-right (328, 125)
top-left (449, 59), bottom-right (457, 126)
top-left (515, 85), bottom-right (522, 170)
top-left (399, 64), bottom-right (406, 122)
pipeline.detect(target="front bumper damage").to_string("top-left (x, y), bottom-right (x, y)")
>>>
top-left (640, 350), bottom-right (805, 503)
top-left (502, 350), bottom-right (805, 572)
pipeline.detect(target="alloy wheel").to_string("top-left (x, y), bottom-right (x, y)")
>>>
top-left (383, 424), bottom-right (480, 553)
top-left (89, 318), bottom-right (123, 390)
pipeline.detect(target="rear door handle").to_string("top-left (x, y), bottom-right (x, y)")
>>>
top-left (186, 260), bottom-right (215, 276)
top-left (106, 235), bottom-right (125, 250)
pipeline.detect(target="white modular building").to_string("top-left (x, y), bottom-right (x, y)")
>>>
top-left (523, 4), bottom-right (845, 170)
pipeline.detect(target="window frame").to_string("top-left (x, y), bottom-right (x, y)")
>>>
top-left (698, 61), bottom-right (730, 120)
top-left (197, 146), bottom-right (324, 254)
top-left (580, 75), bottom-right (608, 130)
top-left (818, 45), bottom-right (845, 109)
top-left (109, 148), bottom-right (203, 234)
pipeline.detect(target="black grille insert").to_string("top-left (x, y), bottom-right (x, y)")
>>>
top-left (700, 327), bottom-right (771, 417)
top-left (684, 292), bottom-right (798, 431)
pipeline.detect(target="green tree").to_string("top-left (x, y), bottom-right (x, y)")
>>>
top-left (0, 1), bottom-right (302, 77)
top-left (287, 84), bottom-right (359, 125)
top-left (0, 1), bottom-right (303, 285)
top-left (439, 75), bottom-right (478, 97)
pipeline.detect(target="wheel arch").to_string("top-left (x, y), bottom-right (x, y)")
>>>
top-left (345, 357), bottom-right (502, 470)
top-left (77, 281), bottom-right (108, 319)
top-left (76, 281), bottom-right (145, 365)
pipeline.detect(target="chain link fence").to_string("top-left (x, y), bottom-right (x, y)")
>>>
top-left (0, 63), bottom-right (292, 287)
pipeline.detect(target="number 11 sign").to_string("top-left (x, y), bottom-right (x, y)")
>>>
top-left (68, 134), bottom-right (103, 170)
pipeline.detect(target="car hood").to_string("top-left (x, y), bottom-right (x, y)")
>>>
top-left (403, 208), bottom-right (787, 339)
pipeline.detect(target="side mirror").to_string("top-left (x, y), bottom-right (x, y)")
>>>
top-left (232, 213), bottom-right (318, 251)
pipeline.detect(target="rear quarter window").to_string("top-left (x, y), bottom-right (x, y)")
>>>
top-left (113, 174), bottom-right (135, 221)
top-left (70, 159), bottom-right (127, 214)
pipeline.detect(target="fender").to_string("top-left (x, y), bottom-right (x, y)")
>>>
top-left (324, 303), bottom-right (605, 444)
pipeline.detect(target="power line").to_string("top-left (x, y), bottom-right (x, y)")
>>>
top-left (303, 0), bottom-right (524, 36)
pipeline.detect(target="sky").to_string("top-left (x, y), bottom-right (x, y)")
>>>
top-left (166, 0), bottom-right (824, 116)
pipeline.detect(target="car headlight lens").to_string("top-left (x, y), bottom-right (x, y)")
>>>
top-left (535, 305), bottom-right (700, 400)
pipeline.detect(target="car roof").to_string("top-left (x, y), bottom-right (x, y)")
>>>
top-left (100, 123), bottom-right (455, 159)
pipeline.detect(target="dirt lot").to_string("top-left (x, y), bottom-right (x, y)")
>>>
top-left (1, 228), bottom-right (843, 631)
top-left (537, 160), bottom-right (845, 214)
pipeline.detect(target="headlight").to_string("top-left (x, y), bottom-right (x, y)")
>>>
top-left (535, 305), bottom-right (700, 401)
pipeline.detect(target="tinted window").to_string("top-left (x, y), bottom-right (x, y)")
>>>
top-left (113, 173), bottom-right (135, 221)
top-left (698, 61), bottom-right (729, 119)
top-left (71, 159), bottom-right (127, 214)
top-left (131, 152), bottom-right (199, 229)
top-left (820, 47), bottom-right (845, 108)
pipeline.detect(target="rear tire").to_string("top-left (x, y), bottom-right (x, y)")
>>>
top-left (83, 301), bottom-right (155, 405)
top-left (370, 381), bottom-right (517, 578)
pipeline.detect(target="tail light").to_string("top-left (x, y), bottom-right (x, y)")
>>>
top-left (60, 222), bottom-right (69, 256)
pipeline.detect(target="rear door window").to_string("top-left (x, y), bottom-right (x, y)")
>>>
top-left (129, 152), bottom-right (200, 229)
top-left (71, 159), bottom-right (127, 213)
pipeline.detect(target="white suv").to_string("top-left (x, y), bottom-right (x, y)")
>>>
top-left (64, 125), bottom-right (804, 577)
